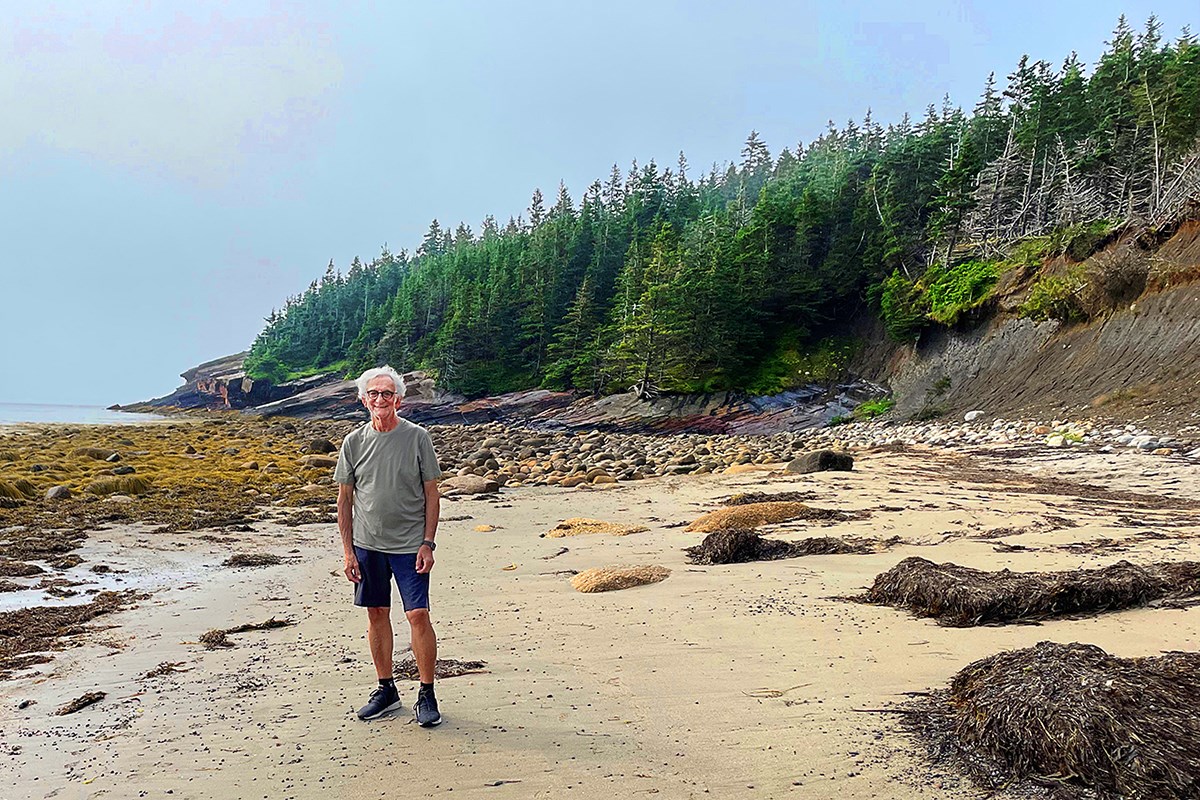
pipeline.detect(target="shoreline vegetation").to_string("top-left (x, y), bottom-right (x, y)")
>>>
top-left (2, 414), bottom-right (1200, 797)
top-left (242, 17), bottom-right (1200, 405)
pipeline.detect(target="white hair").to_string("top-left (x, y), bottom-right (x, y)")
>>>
top-left (355, 366), bottom-right (407, 399)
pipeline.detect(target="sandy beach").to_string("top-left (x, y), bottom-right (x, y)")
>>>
top-left (2, 437), bottom-right (1199, 799)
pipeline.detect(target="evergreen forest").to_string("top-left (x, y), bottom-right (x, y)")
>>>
top-left (246, 17), bottom-right (1200, 399)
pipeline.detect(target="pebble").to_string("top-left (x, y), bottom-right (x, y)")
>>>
top-left (417, 414), bottom-right (1194, 489)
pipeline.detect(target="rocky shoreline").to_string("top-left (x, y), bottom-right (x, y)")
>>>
top-left (5, 411), bottom-right (1196, 508)
top-left (427, 414), bottom-right (1200, 491)
top-left (1, 410), bottom-right (1195, 608)
top-left (3, 415), bottom-right (1199, 799)
top-left (4, 402), bottom-right (1200, 798)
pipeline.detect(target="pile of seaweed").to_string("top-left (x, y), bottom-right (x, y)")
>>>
top-left (394, 657), bottom-right (488, 681)
top-left (0, 590), bottom-right (143, 679)
top-left (221, 552), bottom-right (282, 568)
top-left (904, 641), bottom-right (1200, 799)
top-left (860, 556), bottom-right (1200, 626)
top-left (685, 528), bottom-right (884, 565)
top-left (199, 617), bottom-right (293, 649)
top-left (721, 490), bottom-right (819, 505)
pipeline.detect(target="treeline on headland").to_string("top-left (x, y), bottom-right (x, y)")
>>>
top-left (247, 17), bottom-right (1200, 399)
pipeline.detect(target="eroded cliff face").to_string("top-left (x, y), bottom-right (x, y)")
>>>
top-left (860, 221), bottom-right (1200, 428)
top-left (876, 284), bottom-right (1199, 424)
top-left (131, 352), bottom-right (294, 411)
top-left (131, 360), bottom-right (444, 417)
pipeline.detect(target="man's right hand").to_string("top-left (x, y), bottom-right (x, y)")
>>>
top-left (344, 554), bottom-right (362, 583)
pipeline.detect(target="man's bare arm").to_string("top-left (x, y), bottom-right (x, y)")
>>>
top-left (337, 483), bottom-right (360, 583)
top-left (416, 480), bottom-right (440, 574)
top-left (423, 480), bottom-right (440, 542)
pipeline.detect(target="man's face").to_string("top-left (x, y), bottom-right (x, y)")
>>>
top-left (361, 375), bottom-right (402, 420)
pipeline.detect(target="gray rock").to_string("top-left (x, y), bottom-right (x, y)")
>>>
top-left (786, 450), bottom-right (854, 474)
top-left (112, 465), bottom-right (136, 475)
top-left (46, 485), bottom-right (72, 500)
top-left (439, 475), bottom-right (500, 495)
top-left (300, 455), bottom-right (338, 468)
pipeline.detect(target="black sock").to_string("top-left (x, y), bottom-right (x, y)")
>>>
top-left (420, 681), bottom-right (434, 694)
top-left (379, 677), bottom-right (396, 690)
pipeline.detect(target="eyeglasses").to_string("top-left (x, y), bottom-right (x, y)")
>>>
top-left (366, 390), bottom-right (397, 400)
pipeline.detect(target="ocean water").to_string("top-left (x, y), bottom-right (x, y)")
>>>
top-left (0, 402), bottom-right (166, 425)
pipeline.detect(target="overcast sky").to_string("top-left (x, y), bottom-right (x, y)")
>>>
top-left (0, 0), bottom-right (1194, 406)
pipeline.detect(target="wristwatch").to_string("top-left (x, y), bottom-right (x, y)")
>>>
top-left (420, 540), bottom-right (436, 551)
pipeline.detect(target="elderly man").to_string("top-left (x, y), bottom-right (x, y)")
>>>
top-left (334, 366), bottom-right (444, 726)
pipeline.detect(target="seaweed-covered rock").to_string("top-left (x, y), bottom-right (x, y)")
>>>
top-left (71, 447), bottom-right (118, 461)
top-left (86, 475), bottom-right (153, 496)
top-left (0, 479), bottom-right (36, 500)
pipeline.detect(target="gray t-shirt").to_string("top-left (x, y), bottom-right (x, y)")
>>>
top-left (334, 419), bottom-right (443, 554)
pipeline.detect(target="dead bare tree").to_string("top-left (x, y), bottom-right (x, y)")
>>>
top-left (1149, 141), bottom-right (1200, 230)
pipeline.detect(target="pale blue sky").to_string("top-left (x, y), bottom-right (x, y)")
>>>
top-left (0, 1), bottom-right (1194, 405)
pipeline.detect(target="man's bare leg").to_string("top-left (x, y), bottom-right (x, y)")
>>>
top-left (406, 608), bottom-right (437, 683)
top-left (366, 607), bottom-right (393, 679)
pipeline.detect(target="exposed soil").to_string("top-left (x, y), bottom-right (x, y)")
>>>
top-left (874, 280), bottom-right (1200, 429)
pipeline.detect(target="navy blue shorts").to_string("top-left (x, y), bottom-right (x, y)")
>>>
top-left (353, 547), bottom-right (430, 611)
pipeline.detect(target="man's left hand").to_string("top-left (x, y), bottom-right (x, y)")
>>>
top-left (416, 545), bottom-right (435, 574)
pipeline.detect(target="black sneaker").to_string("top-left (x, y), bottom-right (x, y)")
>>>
top-left (414, 686), bottom-right (442, 727)
top-left (357, 684), bottom-right (401, 720)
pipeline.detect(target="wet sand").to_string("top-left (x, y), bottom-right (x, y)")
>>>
top-left (2, 445), bottom-right (1199, 799)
